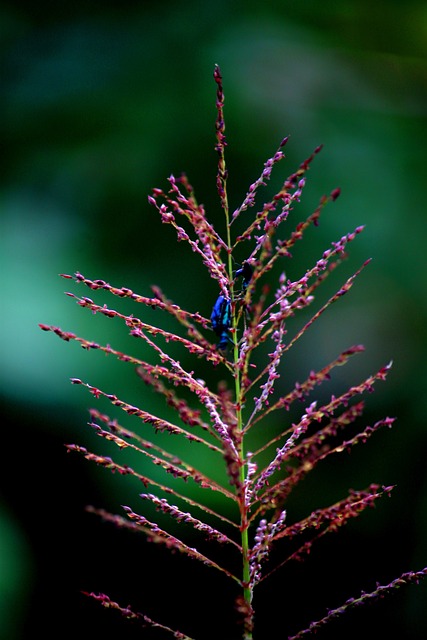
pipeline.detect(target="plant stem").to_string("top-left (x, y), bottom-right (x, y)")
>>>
top-left (217, 63), bottom-right (254, 633)
top-left (226, 221), bottom-right (254, 637)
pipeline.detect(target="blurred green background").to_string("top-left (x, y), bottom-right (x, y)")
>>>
top-left (1, 1), bottom-right (427, 638)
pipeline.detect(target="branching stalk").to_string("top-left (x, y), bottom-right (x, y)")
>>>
top-left (40, 64), bottom-right (427, 640)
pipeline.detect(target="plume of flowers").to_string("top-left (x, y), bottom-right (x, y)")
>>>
top-left (40, 65), bottom-right (426, 639)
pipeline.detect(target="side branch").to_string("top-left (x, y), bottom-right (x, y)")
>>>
top-left (123, 505), bottom-right (241, 584)
top-left (82, 592), bottom-right (196, 640)
top-left (288, 567), bottom-right (427, 639)
top-left (66, 444), bottom-right (239, 529)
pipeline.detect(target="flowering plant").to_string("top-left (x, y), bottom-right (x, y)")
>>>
top-left (40, 65), bottom-right (426, 639)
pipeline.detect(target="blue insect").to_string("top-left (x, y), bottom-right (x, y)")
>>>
top-left (235, 261), bottom-right (253, 293)
top-left (210, 294), bottom-right (232, 350)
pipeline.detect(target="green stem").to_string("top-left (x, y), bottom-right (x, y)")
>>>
top-left (220, 105), bottom-right (253, 636)
top-left (225, 218), bottom-right (254, 638)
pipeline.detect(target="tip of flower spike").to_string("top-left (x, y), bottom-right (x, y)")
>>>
top-left (330, 187), bottom-right (341, 201)
top-left (382, 484), bottom-right (396, 496)
top-left (213, 65), bottom-right (224, 89)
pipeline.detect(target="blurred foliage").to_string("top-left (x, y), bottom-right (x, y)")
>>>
top-left (1, 1), bottom-right (427, 638)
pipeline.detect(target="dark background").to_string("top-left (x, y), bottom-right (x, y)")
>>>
top-left (1, 1), bottom-right (427, 638)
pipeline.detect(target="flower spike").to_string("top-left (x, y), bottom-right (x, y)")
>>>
top-left (40, 66), bottom-right (425, 640)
